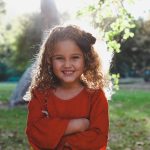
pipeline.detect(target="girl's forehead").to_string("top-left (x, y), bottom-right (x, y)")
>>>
top-left (54, 39), bottom-right (76, 47)
top-left (52, 40), bottom-right (83, 55)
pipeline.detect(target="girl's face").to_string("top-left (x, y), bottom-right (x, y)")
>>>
top-left (51, 40), bottom-right (85, 87)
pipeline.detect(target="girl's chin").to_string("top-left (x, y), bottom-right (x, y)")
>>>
top-left (61, 80), bottom-right (76, 84)
top-left (60, 79), bottom-right (80, 85)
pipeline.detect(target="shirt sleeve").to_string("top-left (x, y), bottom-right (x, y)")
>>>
top-left (59, 89), bottom-right (109, 150)
top-left (26, 90), bottom-right (70, 149)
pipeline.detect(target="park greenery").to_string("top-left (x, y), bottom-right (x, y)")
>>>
top-left (0, 1), bottom-right (150, 149)
top-left (0, 0), bottom-right (150, 88)
top-left (0, 0), bottom-right (150, 82)
top-left (0, 82), bottom-right (150, 149)
top-left (76, 0), bottom-right (150, 89)
top-left (0, 13), bottom-right (42, 80)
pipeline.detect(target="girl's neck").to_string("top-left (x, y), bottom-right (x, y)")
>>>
top-left (53, 83), bottom-right (84, 100)
top-left (58, 82), bottom-right (83, 91)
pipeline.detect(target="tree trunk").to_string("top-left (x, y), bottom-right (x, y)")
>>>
top-left (9, 0), bottom-right (60, 107)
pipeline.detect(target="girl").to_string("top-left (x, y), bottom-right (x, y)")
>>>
top-left (25, 25), bottom-right (109, 150)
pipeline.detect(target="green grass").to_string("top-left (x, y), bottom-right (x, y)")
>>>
top-left (0, 107), bottom-right (29, 150)
top-left (109, 90), bottom-right (150, 150)
top-left (0, 82), bottom-right (17, 102)
top-left (0, 83), bottom-right (150, 150)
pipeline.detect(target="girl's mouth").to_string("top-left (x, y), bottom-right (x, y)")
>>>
top-left (62, 71), bottom-right (74, 75)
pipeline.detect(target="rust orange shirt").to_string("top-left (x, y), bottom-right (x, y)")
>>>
top-left (26, 88), bottom-right (109, 150)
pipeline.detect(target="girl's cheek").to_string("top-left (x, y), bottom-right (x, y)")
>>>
top-left (53, 61), bottom-right (64, 68)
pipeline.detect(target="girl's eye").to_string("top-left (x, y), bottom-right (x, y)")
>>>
top-left (55, 57), bottom-right (63, 60)
top-left (72, 56), bottom-right (80, 59)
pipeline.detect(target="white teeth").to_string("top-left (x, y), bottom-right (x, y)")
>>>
top-left (63, 71), bottom-right (74, 75)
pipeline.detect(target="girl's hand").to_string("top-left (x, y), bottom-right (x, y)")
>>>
top-left (79, 118), bottom-right (90, 132)
top-left (64, 118), bottom-right (90, 135)
top-left (42, 110), bottom-right (49, 117)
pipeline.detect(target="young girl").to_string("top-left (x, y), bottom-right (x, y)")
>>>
top-left (25, 25), bottom-right (109, 150)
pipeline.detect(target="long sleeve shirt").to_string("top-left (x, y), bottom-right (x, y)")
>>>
top-left (26, 87), bottom-right (109, 150)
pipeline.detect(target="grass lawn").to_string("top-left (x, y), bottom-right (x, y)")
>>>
top-left (0, 82), bottom-right (150, 150)
top-left (0, 107), bottom-right (28, 150)
top-left (109, 90), bottom-right (150, 150)
top-left (0, 82), bottom-right (17, 103)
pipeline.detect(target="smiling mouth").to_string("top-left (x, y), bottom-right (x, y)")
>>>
top-left (62, 71), bottom-right (75, 75)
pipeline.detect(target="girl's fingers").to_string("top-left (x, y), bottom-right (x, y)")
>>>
top-left (42, 110), bottom-right (49, 116)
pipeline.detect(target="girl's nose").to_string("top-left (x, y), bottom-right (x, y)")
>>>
top-left (64, 60), bottom-right (71, 67)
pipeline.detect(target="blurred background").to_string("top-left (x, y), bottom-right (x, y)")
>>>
top-left (0, 0), bottom-right (150, 149)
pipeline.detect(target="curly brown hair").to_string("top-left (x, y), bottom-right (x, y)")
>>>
top-left (29, 25), bottom-right (109, 96)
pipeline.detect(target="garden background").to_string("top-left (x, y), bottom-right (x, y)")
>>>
top-left (0, 0), bottom-right (150, 149)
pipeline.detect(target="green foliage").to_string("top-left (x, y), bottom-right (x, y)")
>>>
top-left (0, 0), bottom-right (6, 47)
top-left (106, 8), bottom-right (135, 41)
top-left (0, 0), bottom-right (5, 16)
top-left (113, 18), bottom-right (150, 76)
top-left (0, 13), bottom-right (42, 75)
top-left (9, 13), bottom-right (42, 73)
top-left (77, 0), bottom-right (136, 90)
top-left (0, 62), bottom-right (7, 81)
top-left (77, 0), bottom-right (136, 53)
top-left (111, 73), bottom-right (120, 90)
top-left (0, 0), bottom-right (5, 43)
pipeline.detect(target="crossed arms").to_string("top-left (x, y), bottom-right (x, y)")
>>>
top-left (26, 89), bottom-right (109, 150)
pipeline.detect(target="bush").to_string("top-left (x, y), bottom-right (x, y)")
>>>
top-left (0, 62), bottom-right (7, 81)
top-left (0, 62), bottom-right (21, 81)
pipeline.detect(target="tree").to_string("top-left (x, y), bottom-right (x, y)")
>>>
top-left (0, 0), bottom-right (5, 18)
top-left (8, 0), bottom-right (60, 74)
top-left (0, 0), bottom-right (8, 81)
top-left (77, 0), bottom-right (136, 89)
top-left (41, 0), bottom-right (60, 30)
top-left (11, 14), bottom-right (43, 73)
top-left (112, 18), bottom-right (150, 77)
top-left (0, 0), bottom-right (6, 48)
top-left (10, 0), bottom-right (60, 106)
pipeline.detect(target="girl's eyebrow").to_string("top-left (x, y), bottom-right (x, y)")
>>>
top-left (52, 54), bottom-right (63, 57)
top-left (52, 53), bottom-right (82, 57)
top-left (71, 53), bottom-right (82, 56)
top-left (52, 54), bottom-right (64, 58)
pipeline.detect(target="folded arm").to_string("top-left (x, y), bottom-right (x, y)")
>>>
top-left (26, 90), bottom-right (90, 150)
top-left (26, 90), bottom-right (70, 149)
top-left (58, 89), bottom-right (109, 150)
